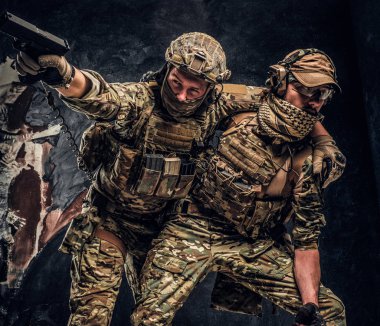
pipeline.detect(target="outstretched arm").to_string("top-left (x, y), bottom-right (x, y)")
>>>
top-left (57, 66), bottom-right (92, 98)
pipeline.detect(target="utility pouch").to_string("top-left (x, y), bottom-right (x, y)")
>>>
top-left (109, 145), bottom-right (138, 190)
top-left (213, 159), bottom-right (258, 203)
top-left (173, 162), bottom-right (196, 199)
top-left (155, 157), bottom-right (181, 198)
top-left (134, 154), bottom-right (164, 195)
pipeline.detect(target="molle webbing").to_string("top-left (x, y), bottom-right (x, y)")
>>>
top-left (218, 122), bottom-right (277, 185)
top-left (219, 142), bottom-right (268, 184)
top-left (145, 115), bottom-right (201, 152)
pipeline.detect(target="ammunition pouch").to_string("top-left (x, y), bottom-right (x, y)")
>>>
top-left (133, 154), bottom-right (195, 199)
top-left (131, 111), bottom-right (201, 199)
top-left (85, 103), bottom-right (204, 201)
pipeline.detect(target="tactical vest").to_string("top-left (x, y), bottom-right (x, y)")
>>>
top-left (193, 111), bottom-right (295, 239)
top-left (80, 81), bottom-right (208, 208)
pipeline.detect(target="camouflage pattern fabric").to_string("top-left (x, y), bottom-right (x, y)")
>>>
top-left (131, 208), bottom-right (346, 326)
top-left (59, 71), bottom-right (268, 325)
top-left (194, 110), bottom-right (326, 250)
top-left (165, 32), bottom-right (231, 83)
top-left (65, 190), bottom-right (164, 325)
top-left (68, 238), bottom-right (124, 326)
top-left (59, 69), bottom-right (345, 323)
top-left (131, 108), bottom-right (345, 324)
top-left (62, 71), bottom-right (264, 214)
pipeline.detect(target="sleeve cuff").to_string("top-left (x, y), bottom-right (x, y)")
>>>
top-left (294, 242), bottom-right (319, 250)
top-left (63, 69), bottom-right (102, 101)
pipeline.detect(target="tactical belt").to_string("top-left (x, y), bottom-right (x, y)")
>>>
top-left (94, 228), bottom-right (128, 259)
top-left (170, 199), bottom-right (214, 218)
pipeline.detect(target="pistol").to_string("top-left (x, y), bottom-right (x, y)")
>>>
top-left (0, 11), bottom-right (70, 60)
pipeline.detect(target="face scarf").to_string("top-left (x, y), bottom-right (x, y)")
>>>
top-left (257, 93), bottom-right (322, 143)
top-left (160, 78), bottom-right (208, 121)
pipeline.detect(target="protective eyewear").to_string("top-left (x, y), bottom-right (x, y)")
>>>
top-left (292, 83), bottom-right (334, 101)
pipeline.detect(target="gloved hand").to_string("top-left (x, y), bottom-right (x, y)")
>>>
top-left (15, 51), bottom-right (74, 88)
top-left (294, 303), bottom-right (326, 326)
top-left (311, 135), bottom-right (346, 189)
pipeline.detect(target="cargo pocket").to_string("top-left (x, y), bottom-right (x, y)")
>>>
top-left (96, 240), bottom-right (125, 279)
top-left (152, 253), bottom-right (188, 274)
top-left (76, 239), bottom-right (101, 284)
top-left (240, 241), bottom-right (292, 279)
top-left (78, 239), bottom-right (124, 284)
top-left (239, 239), bottom-right (274, 262)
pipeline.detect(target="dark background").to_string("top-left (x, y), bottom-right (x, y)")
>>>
top-left (1, 0), bottom-right (379, 325)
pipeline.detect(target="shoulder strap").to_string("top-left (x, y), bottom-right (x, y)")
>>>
top-left (221, 83), bottom-right (247, 94)
top-left (127, 83), bottom-right (158, 146)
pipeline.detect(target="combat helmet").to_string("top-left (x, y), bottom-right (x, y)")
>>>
top-left (165, 32), bottom-right (231, 83)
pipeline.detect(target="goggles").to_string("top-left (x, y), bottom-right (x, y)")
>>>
top-left (292, 83), bottom-right (334, 101)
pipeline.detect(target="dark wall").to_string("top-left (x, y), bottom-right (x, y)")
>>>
top-left (1, 0), bottom-right (379, 325)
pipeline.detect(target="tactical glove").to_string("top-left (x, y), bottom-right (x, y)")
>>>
top-left (311, 135), bottom-right (346, 189)
top-left (294, 303), bottom-right (326, 326)
top-left (15, 51), bottom-right (74, 88)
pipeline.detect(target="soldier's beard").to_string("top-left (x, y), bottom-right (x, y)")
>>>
top-left (257, 93), bottom-right (323, 143)
top-left (161, 79), bottom-right (207, 120)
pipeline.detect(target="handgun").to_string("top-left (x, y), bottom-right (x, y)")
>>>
top-left (0, 11), bottom-right (70, 60)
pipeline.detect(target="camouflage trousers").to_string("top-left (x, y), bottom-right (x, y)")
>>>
top-left (67, 207), bottom-right (163, 326)
top-left (131, 213), bottom-right (346, 326)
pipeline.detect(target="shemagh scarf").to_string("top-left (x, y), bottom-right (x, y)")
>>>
top-left (257, 93), bottom-right (322, 143)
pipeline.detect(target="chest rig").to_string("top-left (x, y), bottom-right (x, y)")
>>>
top-left (194, 112), bottom-right (292, 239)
top-left (87, 81), bottom-right (209, 202)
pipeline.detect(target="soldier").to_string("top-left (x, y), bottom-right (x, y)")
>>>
top-left (131, 49), bottom-right (346, 326)
top-left (15, 36), bottom-right (344, 326)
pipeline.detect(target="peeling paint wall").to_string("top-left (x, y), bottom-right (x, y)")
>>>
top-left (0, 58), bottom-right (90, 292)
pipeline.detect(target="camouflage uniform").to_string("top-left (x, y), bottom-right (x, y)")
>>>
top-left (58, 67), bottom-right (263, 325)
top-left (13, 36), bottom-right (346, 325)
top-left (131, 88), bottom-right (346, 326)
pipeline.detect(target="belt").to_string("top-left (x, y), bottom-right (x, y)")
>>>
top-left (94, 228), bottom-right (128, 258)
top-left (170, 199), bottom-right (213, 218)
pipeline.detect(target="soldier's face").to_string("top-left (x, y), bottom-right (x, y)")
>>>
top-left (167, 67), bottom-right (210, 102)
top-left (284, 82), bottom-right (332, 113)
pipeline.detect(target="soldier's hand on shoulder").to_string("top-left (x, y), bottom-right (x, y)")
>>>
top-left (311, 135), bottom-right (346, 188)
